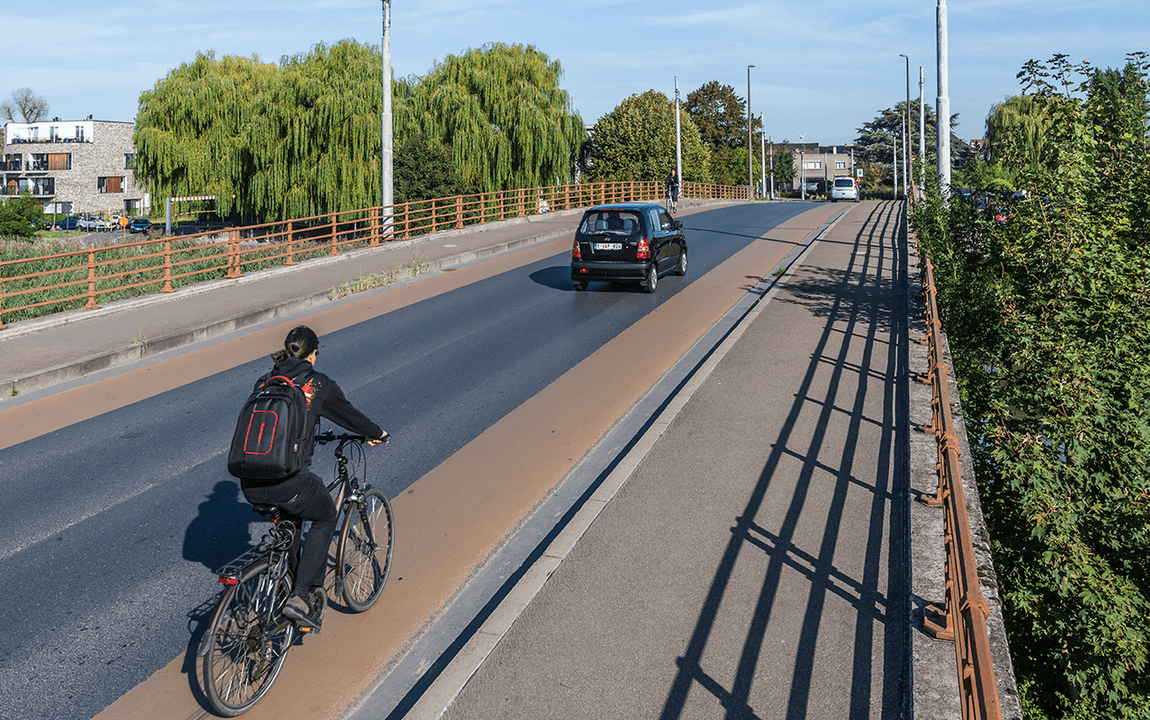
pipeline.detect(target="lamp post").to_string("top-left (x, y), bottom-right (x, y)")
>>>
top-left (674, 77), bottom-right (683, 188)
top-left (759, 114), bottom-right (766, 201)
top-left (919, 66), bottom-right (926, 190)
top-left (381, 0), bottom-right (393, 224)
top-left (937, 0), bottom-right (951, 195)
top-left (899, 53), bottom-right (910, 197)
top-left (747, 64), bottom-right (755, 198)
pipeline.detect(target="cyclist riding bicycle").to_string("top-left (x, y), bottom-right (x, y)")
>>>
top-left (666, 168), bottom-right (681, 209)
top-left (238, 325), bottom-right (387, 630)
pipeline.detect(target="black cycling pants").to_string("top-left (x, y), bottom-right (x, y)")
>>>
top-left (242, 470), bottom-right (337, 598)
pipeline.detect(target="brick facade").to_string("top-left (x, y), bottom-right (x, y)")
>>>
top-left (2, 120), bottom-right (147, 216)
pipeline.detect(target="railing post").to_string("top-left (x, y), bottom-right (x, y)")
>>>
top-left (456, 195), bottom-right (464, 229)
top-left (286, 223), bottom-right (296, 265)
top-left (0, 271), bottom-right (6, 330)
top-left (329, 214), bottom-right (338, 256)
top-left (370, 206), bottom-right (380, 246)
top-left (161, 239), bottom-right (174, 293)
top-left (85, 249), bottom-right (100, 308)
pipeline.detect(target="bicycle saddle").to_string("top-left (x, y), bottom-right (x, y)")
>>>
top-left (251, 504), bottom-right (281, 518)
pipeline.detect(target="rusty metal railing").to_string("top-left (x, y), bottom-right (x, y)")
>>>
top-left (0, 179), bottom-right (747, 329)
top-left (915, 251), bottom-right (1004, 720)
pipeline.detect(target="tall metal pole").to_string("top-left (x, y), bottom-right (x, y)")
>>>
top-left (760, 115), bottom-right (766, 200)
top-left (937, 0), bottom-right (951, 195)
top-left (381, 0), bottom-right (394, 219)
top-left (893, 132), bottom-right (899, 200)
top-left (900, 54), bottom-right (910, 196)
top-left (769, 138), bottom-right (775, 199)
top-left (919, 66), bottom-right (926, 190)
top-left (747, 64), bottom-right (755, 198)
top-left (674, 77), bottom-right (683, 187)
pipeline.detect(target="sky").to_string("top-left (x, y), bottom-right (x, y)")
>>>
top-left (2, 1), bottom-right (1147, 146)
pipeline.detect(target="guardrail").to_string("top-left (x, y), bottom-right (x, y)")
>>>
top-left (0, 179), bottom-right (747, 329)
top-left (915, 251), bottom-right (1003, 720)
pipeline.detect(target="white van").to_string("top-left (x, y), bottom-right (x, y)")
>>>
top-left (831, 177), bottom-right (859, 202)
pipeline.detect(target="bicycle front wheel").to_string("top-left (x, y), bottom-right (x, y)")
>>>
top-left (202, 560), bottom-right (296, 716)
top-left (337, 488), bottom-right (395, 612)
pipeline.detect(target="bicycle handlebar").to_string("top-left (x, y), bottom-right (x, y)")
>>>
top-left (316, 429), bottom-right (389, 445)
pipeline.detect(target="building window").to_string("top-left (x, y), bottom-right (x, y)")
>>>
top-left (802, 161), bottom-right (822, 170)
top-left (75, 126), bottom-right (85, 141)
top-left (31, 154), bottom-right (50, 171)
top-left (835, 161), bottom-right (846, 169)
top-left (3, 153), bottom-right (21, 171)
top-left (99, 176), bottom-right (124, 194)
top-left (124, 154), bottom-right (135, 170)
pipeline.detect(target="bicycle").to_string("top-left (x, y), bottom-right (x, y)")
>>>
top-left (199, 431), bottom-right (395, 716)
top-left (666, 186), bottom-right (678, 214)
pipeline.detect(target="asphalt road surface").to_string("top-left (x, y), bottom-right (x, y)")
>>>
top-left (0, 202), bottom-right (828, 720)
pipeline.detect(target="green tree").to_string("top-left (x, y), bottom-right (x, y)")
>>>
top-left (586, 90), bottom-right (710, 184)
top-left (685, 81), bottom-right (761, 186)
top-left (984, 94), bottom-right (1054, 169)
top-left (855, 100), bottom-right (953, 168)
top-left (0, 193), bottom-right (45, 238)
top-left (394, 131), bottom-right (472, 203)
top-left (396, 43), bottom-right (586, 193)
top-left (245, 40), bottom-right (382, 220)
top-left (135, 51), bottom-right (278, 219)
top-left (768, 140), bottom-right (795, 188)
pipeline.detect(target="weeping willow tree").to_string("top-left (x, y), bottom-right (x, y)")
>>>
top-left (396, 43), bottom-right (586, 193)
top-left (587, 90), bottom-right (711, 183)
top-left (985, 94), bottom-right (1055, 169)
top-left (134, 52), bottom-right (277, 217)
top-left (245, 40), bottom-right (382, 220)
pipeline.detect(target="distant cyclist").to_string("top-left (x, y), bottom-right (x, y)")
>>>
top-left (666, 169), bottom-right (681, 213)
top-left (238, 325), bottom-right (388, 630)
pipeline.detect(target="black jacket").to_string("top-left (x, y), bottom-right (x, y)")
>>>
top-left (257, 357), bottom-right (383, 464)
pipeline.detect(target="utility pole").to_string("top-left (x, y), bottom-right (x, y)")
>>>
top-left (674, 77), bottom-right (683, 188)
top-left (769, 138), bottom-right (775, 200)
top-left (919, 66), bottom-right (926, 190)
top-left (760, 114), bottom-right (766, 200)
top-left (747, 64), bottom-right (755, 198)
top-left (937, 0), bottom-right (951, 195)
top-left (381, 0), bottom-right (394, 226)
top-left (900, 53), bottom-right (910, 195)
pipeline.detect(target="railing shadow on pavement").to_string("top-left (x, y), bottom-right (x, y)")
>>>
top-left (659, 201), bottom-right (910, 720)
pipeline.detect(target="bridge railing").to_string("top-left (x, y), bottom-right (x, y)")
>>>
top-left (915, 250), bottom-right (1004, 720)
top-left (0, 179), bottom-right (745, 329)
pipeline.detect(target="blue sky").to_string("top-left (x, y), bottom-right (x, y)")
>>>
top-left (2, 1), bottom-right (1146, 146)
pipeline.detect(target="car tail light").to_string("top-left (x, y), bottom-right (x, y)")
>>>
top-left (572, 239), bottom-right (581, 260)
top-left (636, 238), bottom-right (651, 259)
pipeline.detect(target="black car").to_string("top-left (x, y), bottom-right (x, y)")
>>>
top-left (570, 203), bottom-right (687, 293)
top-left (128, 217), bottom-right (152, 234)
top-left (54, 216), bottom-right (81, 231)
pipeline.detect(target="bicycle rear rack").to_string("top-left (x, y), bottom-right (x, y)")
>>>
top-left (213, 521), bottom-right (296, 585)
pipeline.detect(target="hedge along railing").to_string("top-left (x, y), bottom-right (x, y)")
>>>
top-left (0, 178), bottom-right (748, 329)
top-left (916, 251), bottom-right (1003, 720)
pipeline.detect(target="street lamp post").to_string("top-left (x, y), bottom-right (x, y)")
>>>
top-left (747, 64), bottom-right (755, 198)
top-left (899, 53), bottom-right (910, 196)
top-left (674, 76), bottom-right (683, 187)
top-left (919, 66), bottom-right (926, 190)
top-left (937, 0), bottom-right (952, 195)
top-left (381, 0), bottom-right (393, 224)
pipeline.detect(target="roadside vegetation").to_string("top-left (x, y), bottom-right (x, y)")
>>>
top-left (910, 53), bottom-right (1150, 719)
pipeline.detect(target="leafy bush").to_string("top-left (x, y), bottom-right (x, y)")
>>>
top-left (911, 53), bottom-right (1150, 719)
top-left (0, 193), bottom-right (46, 238)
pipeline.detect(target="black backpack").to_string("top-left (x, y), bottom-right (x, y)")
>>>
top-left (227, 371), bottom-right (314, 481)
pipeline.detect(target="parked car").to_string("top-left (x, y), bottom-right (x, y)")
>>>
top-left (831, 177), bottom-right (859, 202)
top-left (93, 217), bottom-right (116, 232)
top-left (570, 203), bottom-right (687, 293)
top-left (128, 217), bottom-right (152, 234)
top-left (53, 216), bottom-right (81, 231)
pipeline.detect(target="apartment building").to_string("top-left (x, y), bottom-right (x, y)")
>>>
top-left (787, 143), bottom-right (857, 193)
top-left (1, 119), bottom-right (147, 216)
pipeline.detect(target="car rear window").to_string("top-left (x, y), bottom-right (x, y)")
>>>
top-left (580, 211), bottom-right (643, 236)
top-left (834, 178), bottom-right (854, 187)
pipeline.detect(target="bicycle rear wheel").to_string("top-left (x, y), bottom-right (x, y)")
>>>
top-left (336, 488), bottom-right (394, 612)
top-left (202, 560), bottom-right (296, 716)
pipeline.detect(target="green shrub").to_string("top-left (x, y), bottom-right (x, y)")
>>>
top-left (911, 53), bottom-right (1150, 719)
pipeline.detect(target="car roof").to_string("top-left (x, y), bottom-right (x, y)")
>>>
top-left (585, 203), bottom-right (659, 212)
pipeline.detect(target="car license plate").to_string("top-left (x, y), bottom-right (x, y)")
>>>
top-left (594, 242), bottom-right (622, 251)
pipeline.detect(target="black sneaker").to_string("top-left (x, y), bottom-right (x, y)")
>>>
top-left (282, 594), bottom-right (323, 633)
